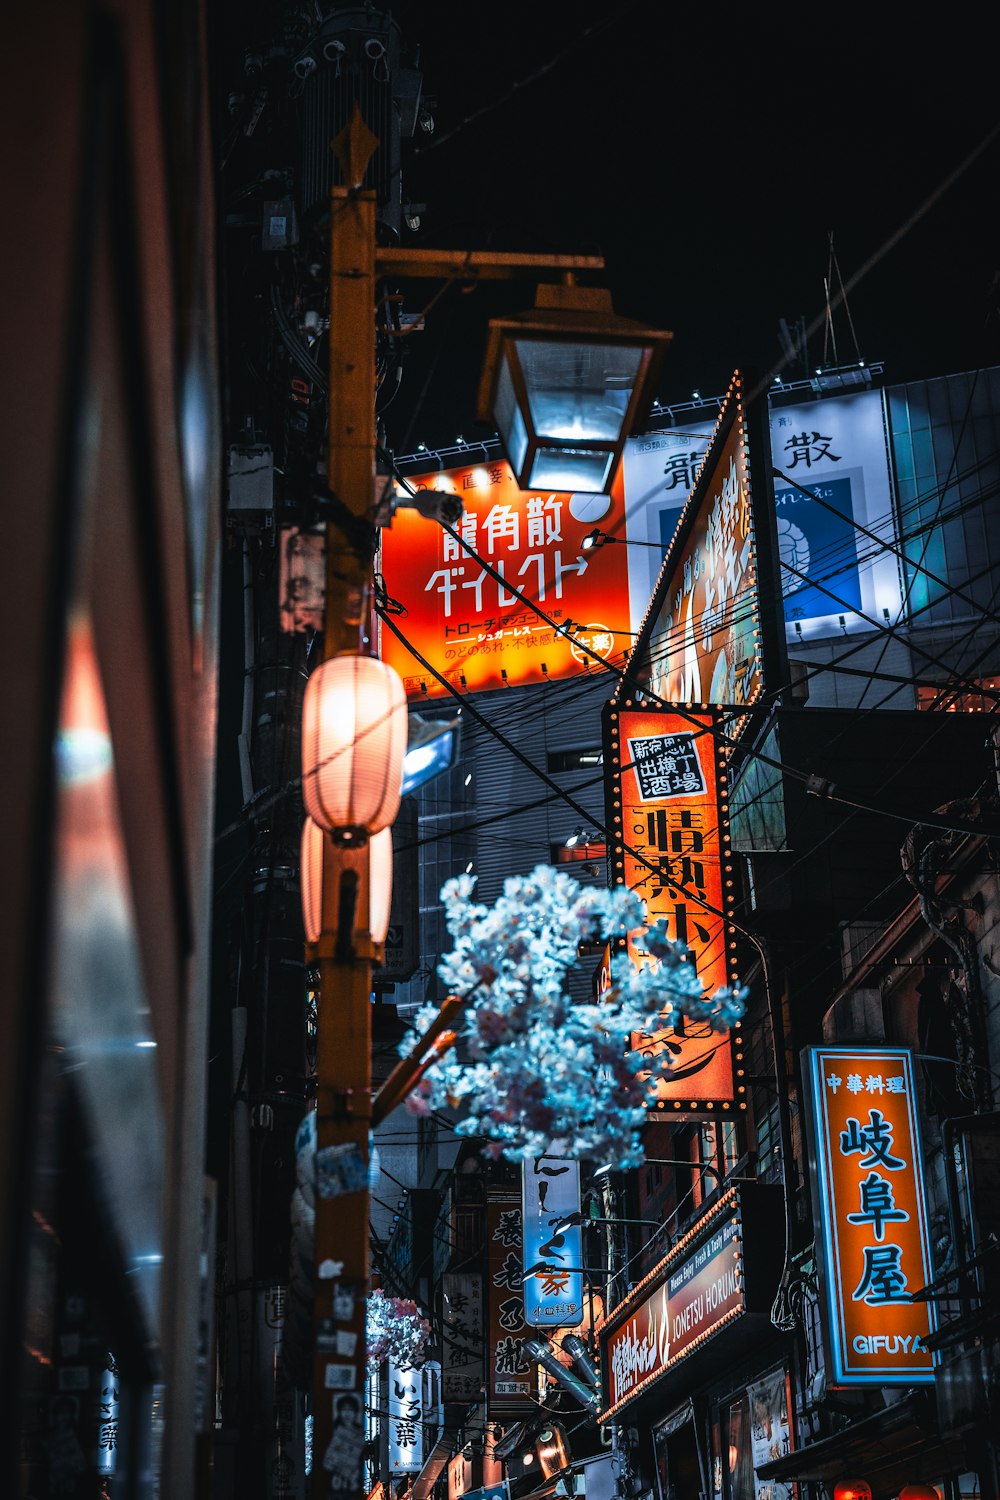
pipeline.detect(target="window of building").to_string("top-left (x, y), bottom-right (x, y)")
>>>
top-left (916, 678), bottom-right (1000, 713)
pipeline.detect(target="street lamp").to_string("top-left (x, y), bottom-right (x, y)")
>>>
top-left (580, 527), bottom-right (669, 551)
top-left (477, 278), bottom-right (673, 495)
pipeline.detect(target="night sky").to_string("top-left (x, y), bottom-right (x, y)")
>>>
top-left (381, 2), bottom-right (1000, 454)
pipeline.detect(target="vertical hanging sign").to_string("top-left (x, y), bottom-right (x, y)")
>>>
top-left (521, 1157), bottom-right (585, 1328)
top-left (442, 1273), bottom-right (485, 1403)
top-left (387, 1359), bottom-right (424, 1474)
top-left (803, 1046), bottom-right (937, 1385)
top-left (604, 704), bottom-right (743, 1114)
top-left (487, 1192), bottom-right (532, 1409)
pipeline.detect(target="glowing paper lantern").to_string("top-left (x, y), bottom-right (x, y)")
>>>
top-left (301, 815), bottom-right (324, 944)
top-left (834, 1482), bottom-right (872, 1500)
top-left (302, 655), bottom-right (406, 842)
top-left (300, 818), bottom-right (393, 946)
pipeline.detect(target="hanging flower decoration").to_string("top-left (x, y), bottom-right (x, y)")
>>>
top-left (403, 865), bottom-right (746, 1168)
top-left (366, 1289), bottom-right (432, 1372)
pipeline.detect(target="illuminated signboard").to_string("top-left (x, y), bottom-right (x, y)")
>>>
top-left (387, 1358), bottom-right (424, 1474)
top-left (620, 387), bottom-right (898, 644)
top-left (803, 1047), bottom-right (936, 1385)
top-left (378, 459), bottom-right (631, 699)
top-left (486, 1193), bottom-right (532, 1409)
top-left (624, 371), bottom-right (784, 725)
top-left (597, 1192), bottom-right (745, 1420)
top-left (603, 704), bottom-right (743, 1114)
top-left (521, 1156), bottom-right (584, 1328)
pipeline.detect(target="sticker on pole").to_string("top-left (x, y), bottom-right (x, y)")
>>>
top-left (316, 1142), bottom-right (368, 1198)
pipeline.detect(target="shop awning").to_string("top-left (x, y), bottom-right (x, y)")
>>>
top-left (754, 1395), bottom-right (968, 1496)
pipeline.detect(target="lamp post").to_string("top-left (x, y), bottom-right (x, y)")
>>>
top-left (307, 106), bottom-right (673, 1495)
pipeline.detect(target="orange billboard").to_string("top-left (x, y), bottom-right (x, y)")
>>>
top-left (378, 459), bottom-right (632, 699)
top-left (603, 705), bottom-right (743, 1114)
top-left (804, 1047), bottom-right (936, 1385)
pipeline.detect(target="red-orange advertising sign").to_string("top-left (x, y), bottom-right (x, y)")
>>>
top-left (604, 705), bottom-right (743, 1113)
top-left (379, 460), bottom-right (631, 699)
top-left (598, 1197), bottom-right (745, 1419)
top-left (805, 1047), bottom-right (936, 1385)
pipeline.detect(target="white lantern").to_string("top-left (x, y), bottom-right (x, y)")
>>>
top-left (301, 815), bottom-right (325, 944)
top-left (367, 826), bottom-right (393, 946)
top-left (301, 655), bottom-right (407, 842)
top-left (300, 818), bottom-right (393, 946)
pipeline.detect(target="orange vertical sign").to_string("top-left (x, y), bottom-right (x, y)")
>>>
top-left (805, 1047), bottom-right (936, 1384)
top-left (604, 705), bottom-right (742, 1114)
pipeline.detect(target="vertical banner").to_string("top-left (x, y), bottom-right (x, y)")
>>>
top-left (387, 1360), bottom-right (424, 1474)
top-left (442, 1274), bottom-right (485, 1403)
top-left (604, 704), bottom-right (743, 1114)
top-left (803, 1047), bottom-right (937, 1385)
top-left (521, 1157), bottom-right (584, 1328)
top-left (747, 1367), bottom-right (793, 1500)
top-left (486, 1193), bottom-right (532, 1409)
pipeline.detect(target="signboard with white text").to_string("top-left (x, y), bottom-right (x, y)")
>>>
top-left (597, 1195), bottom-right (746, 1419)
top-left (379, 460), bottom-right (632, 697)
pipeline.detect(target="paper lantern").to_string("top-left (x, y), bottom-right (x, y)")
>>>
top-left (300, 818), bottom-right (393, 946)
top-left (302, 655), bottom-right (406, 842)
top-left (301, 815), bottom-right (325, 944)
top-left (834, 1482), bottom-right (872, 1500)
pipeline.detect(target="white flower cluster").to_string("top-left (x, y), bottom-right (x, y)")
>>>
top-left (366, 1289), bottom-right (431, 1372)
top-left (403, 865), bottom-right (746, 1166)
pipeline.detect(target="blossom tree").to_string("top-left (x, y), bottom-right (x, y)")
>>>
top-left (403, 865), bottom-right (746, 1167)
top-left (366, 1289), bottom-right (432, 1372)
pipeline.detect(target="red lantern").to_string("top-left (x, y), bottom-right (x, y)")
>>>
top-left (899, 1488), bottom-right (941, 1500)
top-left (834, 1483), bottom-right (872, 1500)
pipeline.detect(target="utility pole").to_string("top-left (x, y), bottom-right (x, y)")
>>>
top-left (312, 107), bottom-right (380, 1498)
top-left (310, 103), bottom-right (611, 1496)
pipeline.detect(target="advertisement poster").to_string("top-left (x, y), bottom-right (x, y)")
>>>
top-left (521, 1156), bottom-right (584, 1328)
top-left (604, 705), bottom-right (741, 1113)
top-left (379, 459), bottom-right (632, 698)
top-left (620, 388), bottom-right (898, 646)
top-left (804, 1047), bottom-right (937, 1384)
top-left (747, 1367), bottom-right (793, 1500)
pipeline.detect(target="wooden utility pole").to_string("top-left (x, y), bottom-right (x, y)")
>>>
top-left (312, 106), bottom-right (380, 1499)
top-left (310, 103), bottom-right (608, 1496)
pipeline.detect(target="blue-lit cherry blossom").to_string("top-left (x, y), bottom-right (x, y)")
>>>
top-left (366, 1288), bottom-right (432, 1372)
top-left (403, 865), bottom-right (746, 1167)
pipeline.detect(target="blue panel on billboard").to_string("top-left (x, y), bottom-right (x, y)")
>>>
top-left (522, 1157), bottom-right (584, 1328)
top-left (774, 474), bottom-right (862, 621)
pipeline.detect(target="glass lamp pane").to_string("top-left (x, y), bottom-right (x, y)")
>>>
top-left (515, 338), bottom-right (643, 442)
top-left (494, 352), bottom-right (528, 474)
top-left (529, 447), bottom-right (614, 494)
